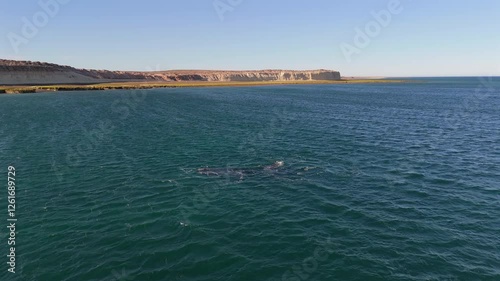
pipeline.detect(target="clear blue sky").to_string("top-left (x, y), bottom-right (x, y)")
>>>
top-left (1, 0), bottom-right (499, 76)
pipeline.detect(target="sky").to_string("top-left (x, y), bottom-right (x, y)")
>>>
top-left (1, 0), bottom-right (500, 77)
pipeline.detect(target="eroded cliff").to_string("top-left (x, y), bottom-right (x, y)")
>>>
top-left (0, 59), bottom-right (341, 85)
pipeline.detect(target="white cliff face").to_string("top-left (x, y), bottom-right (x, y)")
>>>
top-left (150, 70), bottom-right (341, 82)
top-left (0, 60), bottom-right (341, 85)
top-left (193, 70), bottom-right (340, 82)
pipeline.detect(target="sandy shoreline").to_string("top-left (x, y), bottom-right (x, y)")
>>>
top-left (0, 79), bottom-right (406, 94)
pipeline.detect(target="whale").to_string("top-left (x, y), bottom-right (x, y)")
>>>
top-left (197, 161), bottom-right (284, 179)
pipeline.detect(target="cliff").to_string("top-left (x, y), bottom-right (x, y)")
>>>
top-left (0, 59), bottom-right (341, 85)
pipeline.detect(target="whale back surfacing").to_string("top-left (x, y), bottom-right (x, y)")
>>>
top-left (197, 161), bottom-right (284, 179)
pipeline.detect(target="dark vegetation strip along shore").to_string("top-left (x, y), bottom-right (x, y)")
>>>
top-left (0, 79), bottom-right (407, 94)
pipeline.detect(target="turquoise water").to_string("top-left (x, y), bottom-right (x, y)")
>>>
top-left (1, 78), bottom-right (499, 280)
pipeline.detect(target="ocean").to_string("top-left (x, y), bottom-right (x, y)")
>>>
top-left (0, 78), bottom-right (499, 280)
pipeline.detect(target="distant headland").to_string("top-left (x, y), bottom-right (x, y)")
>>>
top-left (0, 59), bottom-right (401, 93)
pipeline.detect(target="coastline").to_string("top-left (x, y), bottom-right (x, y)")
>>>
top-left (0, 79), bottom-right (407, 94)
